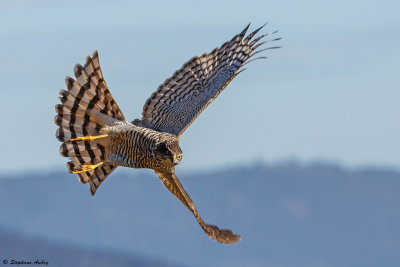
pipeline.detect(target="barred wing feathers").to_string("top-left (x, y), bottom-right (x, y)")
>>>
top-left (138, 24), bottom-right (280, 136)
top-left (155, 170), bottom-right (241, 244)
top-left (55, 51), bottom-right (125, 195)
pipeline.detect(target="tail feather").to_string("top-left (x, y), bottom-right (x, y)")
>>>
top-left (55, 51), bottom-right (124, 195)
top-left (82, 52), bottom-right (125, 120)
top-left (60, 141), bottom-right (105, 164)
top-left (89, 164), bottom-right (116, 195)
top-left (55, 114), bottom-right (101, 141)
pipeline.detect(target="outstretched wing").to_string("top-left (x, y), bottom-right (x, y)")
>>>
top-left (154, 169), bottom-right (241, 244)
top-left (137, 23), bottom-right (280, 136)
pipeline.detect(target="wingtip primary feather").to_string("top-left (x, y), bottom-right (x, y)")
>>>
top-left (235, 23), bottom-right (251, 40)
top-left (243, 22), bottom-right (268, 43)
top-left (244, 22), bottom-right (251, 32)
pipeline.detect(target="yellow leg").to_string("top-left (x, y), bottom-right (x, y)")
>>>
top-left (72, 162), bottom-right (104, 174)
top-left (70, 134), bottom-right (108, 142)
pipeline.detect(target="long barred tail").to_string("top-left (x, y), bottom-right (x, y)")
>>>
top-left (55, 51), bottom-right (125, 195)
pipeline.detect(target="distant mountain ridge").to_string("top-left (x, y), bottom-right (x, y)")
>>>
top-left (0, 227), bottom-right (176, 267)
top-left (0, 162), bottom-right (400, 267)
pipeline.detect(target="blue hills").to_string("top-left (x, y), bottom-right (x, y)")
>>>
top-left (0, 227), bottom-right (176, 267)
top-left (0, 162), bottom-right (399, 266)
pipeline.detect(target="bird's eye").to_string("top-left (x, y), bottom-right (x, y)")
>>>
top-left (177, 155), bottom-right (182, 160)
top-left (165, 150), bottom-right (171, 155)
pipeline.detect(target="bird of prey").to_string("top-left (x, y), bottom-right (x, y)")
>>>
top-left (55, 23), bottom-right (280, 244)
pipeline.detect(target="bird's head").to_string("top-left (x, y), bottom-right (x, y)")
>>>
top-left (155, 138), bottom-right (182, 168)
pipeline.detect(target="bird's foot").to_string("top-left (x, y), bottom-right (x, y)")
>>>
top-left (71, 162), bottom-right (104, 173)
top-left (204, 223), bottom-right (242, 244)
top-left (70, 134), bottom-right (108, 142)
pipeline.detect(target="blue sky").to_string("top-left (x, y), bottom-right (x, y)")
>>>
top-left (0, 0), bottom-right (399, 173)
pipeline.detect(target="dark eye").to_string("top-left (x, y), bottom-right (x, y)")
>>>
top-left (165, 150), bottom-right (171, 155)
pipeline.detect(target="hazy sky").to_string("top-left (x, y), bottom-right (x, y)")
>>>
top-left (0, 0), bottom-right (399, 173)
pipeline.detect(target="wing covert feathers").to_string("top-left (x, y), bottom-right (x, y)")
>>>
top-left (155, 170), bottom-right (242, 244)
top-left (55, 51), bottom-right (124, 195)
top-left (140, 23), bottom-right (280, 136)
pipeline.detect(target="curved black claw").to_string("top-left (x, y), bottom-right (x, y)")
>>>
top-left (205, 224), bottom-right (242, 244)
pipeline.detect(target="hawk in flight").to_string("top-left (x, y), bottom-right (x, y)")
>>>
top-left (55, 23), bottom-right (279, 244)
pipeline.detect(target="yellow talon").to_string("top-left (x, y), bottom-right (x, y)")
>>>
top-left (70, 134), bottom-right (108, 142)
top-left (72, 162), bottom-right (104, 173)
